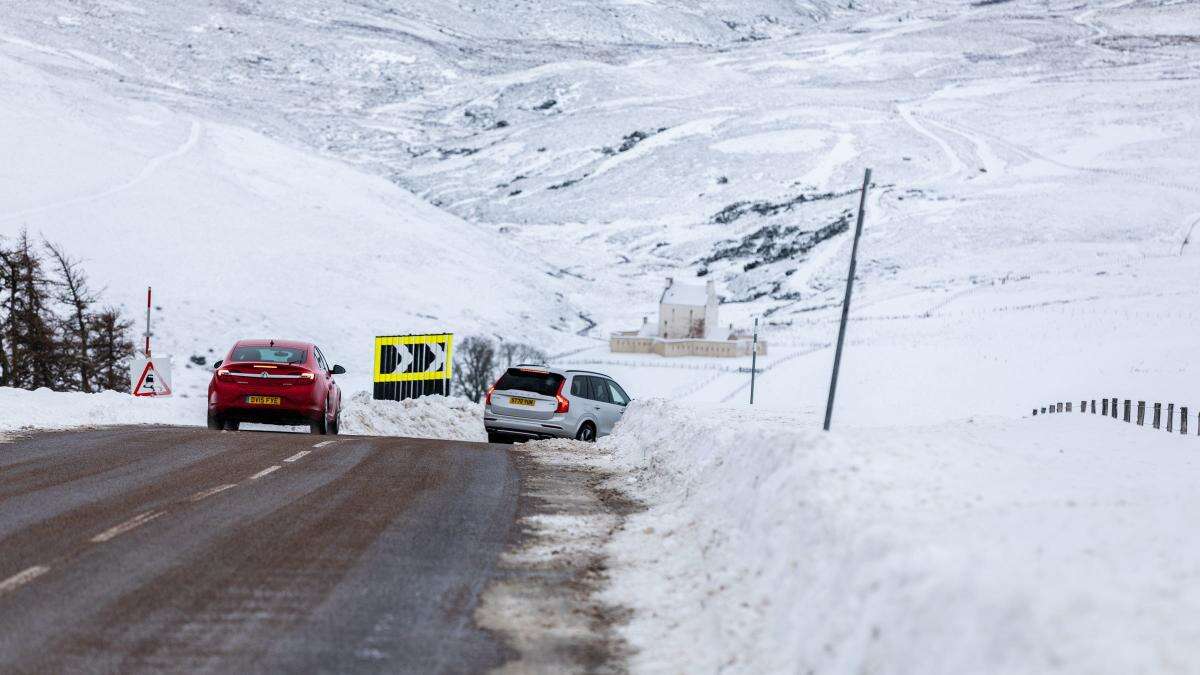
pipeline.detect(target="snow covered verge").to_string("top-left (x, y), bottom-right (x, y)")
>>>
top-left (0, 387), bottom-right (200, 433)
top-left (562, 399), bottom-right (1200, 674)
top-left (0, 387), bottom-right (484, 441)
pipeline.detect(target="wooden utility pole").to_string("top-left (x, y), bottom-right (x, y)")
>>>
top-left (824, 168), bottom-right (871, 432)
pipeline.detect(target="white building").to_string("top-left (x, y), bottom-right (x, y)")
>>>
top-left (659, 278), bottom-right (719, 339)
top-left (609, 278), bottom-right (766, 358)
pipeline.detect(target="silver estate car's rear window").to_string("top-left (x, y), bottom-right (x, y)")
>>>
top-left (230, 347), bottom-right (306, 364)
top-left (495, 368), bottom-right (563, 396)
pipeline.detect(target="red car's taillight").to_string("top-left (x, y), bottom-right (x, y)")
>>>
top-left (484, 384), bottom-right (496, 405)
top-left (554, 379), bottom-right (569, 413)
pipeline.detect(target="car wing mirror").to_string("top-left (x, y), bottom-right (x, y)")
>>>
top-left (331, 365), bottom-right (346, 375)
top-left (213, 360), bottom-right (223, 369)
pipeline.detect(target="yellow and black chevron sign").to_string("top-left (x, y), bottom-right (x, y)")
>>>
top-left (372, 334), bottom-right (454, 383)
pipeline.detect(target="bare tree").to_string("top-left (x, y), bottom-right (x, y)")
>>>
top-left (453, 335), bottom-right (498, 402)
top-left (46, 241), bottom-right (97, 391)
top-left (496, 340), bottom-right (547, 369)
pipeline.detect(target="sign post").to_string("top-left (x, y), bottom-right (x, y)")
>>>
top-left (749, 317), bottom-right (759, 405)
top-left (131, 286), bottom-right (171, 397)
top-left (372, 333), bottom-right (454, 401)
top-left (144, 286), bottom-right (152, 357)
top-left (823, 168), bottom-right (871, 432)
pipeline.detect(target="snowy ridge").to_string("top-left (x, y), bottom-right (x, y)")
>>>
top-left (589, 399), bottom-right (1200, 674)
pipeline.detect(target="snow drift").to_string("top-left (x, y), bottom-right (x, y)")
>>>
top-left (589, 399), bottom-right (1200, 674)
top-left (338, 392), bottom-right (484, 441)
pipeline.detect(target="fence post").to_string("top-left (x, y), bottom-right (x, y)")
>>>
top-left (1041, 407), bottom-right (1047, 414)
top-left (1102, 399), bottom-right (1109, 416)
top-left (1066, 402), bottom-right (1073, 412)
top-left (1057, 402), bottom-right (1064, 413)
top-left (1183, 407), bottom-right (1189, 435)
top-left (1080, 400), bottom-right (1086, 413)
top-left (1167, 404), bottom-right (1174, 432)
top-left (1124, 400), bottom-right (1131, 422)
top-left (1033, 408), bottom-right (1038, 416)
top-left (1153, 403), bottom-right (1161, 429)
top-left (1137, 401), bottom-right (1146, 426)
top-left (1112, 398), bottom-right (1118, 419)
top-left (1091, 399), bottom-right (1096, 413)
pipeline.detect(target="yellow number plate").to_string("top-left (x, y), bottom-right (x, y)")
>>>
top-left (246, 396), bottom-right (282, 405)
top-left (508, 396), bottom-right (536, 407)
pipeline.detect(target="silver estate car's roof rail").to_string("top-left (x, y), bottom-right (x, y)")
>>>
top-left (564, 369), bottom-right (611, 378)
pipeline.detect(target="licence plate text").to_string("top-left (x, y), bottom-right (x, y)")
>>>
top-left (508, 396), bottom-right (536, 407)
top-left (246, 396), bottom-right (282, 405)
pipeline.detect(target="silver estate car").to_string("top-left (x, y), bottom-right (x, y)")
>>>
top-left (484, 365), bottom-right (631, 443)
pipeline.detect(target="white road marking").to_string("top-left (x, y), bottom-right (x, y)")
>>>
top-left (249, 465), bottom-right (281, 480)
top-left (91, 511), bottom-right (165, 543)
top-left (0, 566), bottom-right (50, 595)
top-left (312, 440), bottom-right (336, 448)
top-left (189, 483), bottom-right (237, 502)
top-left (283, 450), bottom-right (310, 463)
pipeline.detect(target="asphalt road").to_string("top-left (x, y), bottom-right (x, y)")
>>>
top-left (0, 427), bottom-right (521, 674)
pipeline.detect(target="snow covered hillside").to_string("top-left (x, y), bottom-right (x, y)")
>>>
top-left (2, 1), bottom-right (1199, 672)
top-left (4, 0), bottom-right (1196, 420)
top-left (0, 42), bottom-right (582, 400)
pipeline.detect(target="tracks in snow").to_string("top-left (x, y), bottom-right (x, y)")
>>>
top-left (0, 119), bottom-right (202, 224)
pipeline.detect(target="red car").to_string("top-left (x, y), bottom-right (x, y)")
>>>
top-left (207, 339), bottom-right (345, 434)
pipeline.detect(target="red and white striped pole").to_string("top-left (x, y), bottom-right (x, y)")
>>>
top-left (144, 286), bottom-right (152, 357)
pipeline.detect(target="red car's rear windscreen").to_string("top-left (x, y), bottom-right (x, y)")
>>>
top-left (230, 347), bottom-right (306, 364)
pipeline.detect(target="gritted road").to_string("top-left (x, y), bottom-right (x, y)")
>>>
top-left (0, 427), bottom-right (522, 673)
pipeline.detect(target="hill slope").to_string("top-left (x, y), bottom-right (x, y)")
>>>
top-left (0, 45), bottom-right (580, 398)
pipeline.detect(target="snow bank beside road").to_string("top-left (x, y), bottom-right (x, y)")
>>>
top-left (0, 387), bottom-right (484, 442)
top-left (338, 392), bottom-right (485, 441)
top-left (0, 386), bottom-right (202, 433)
top-left (596, 400), bottom-right (1200, 674)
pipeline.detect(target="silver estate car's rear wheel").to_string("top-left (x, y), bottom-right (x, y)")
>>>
top-left (575, 422), bottom-right (596, 443)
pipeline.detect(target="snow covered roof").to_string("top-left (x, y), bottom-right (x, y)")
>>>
top-left (661, 282), bottom-right (709, 307)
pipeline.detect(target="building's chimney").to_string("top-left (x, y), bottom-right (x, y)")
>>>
top-left (706, 279), bottom-right (716, 301)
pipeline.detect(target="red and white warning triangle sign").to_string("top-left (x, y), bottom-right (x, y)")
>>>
top-left (131, 357), bottom-right (172, 397)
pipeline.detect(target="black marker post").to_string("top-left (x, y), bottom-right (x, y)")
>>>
top-left (823, 168), bottom-right (871, 432)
